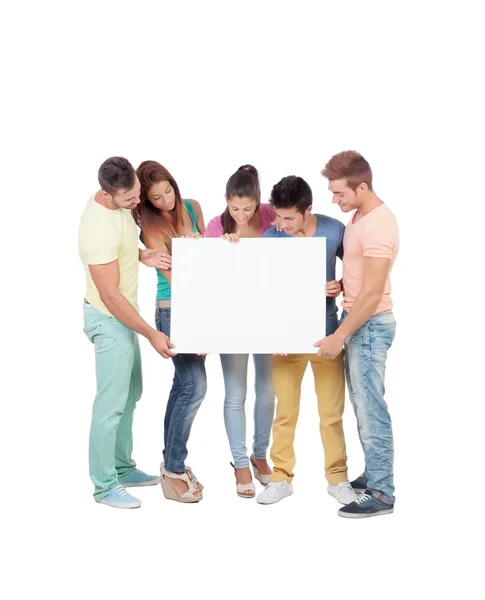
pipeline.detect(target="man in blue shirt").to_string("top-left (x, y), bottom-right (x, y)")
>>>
top-left (257, 176), bottom-right (357, 507)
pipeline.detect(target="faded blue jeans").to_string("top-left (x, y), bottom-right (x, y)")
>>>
top-left (342, 309), bottom-right (397, 504)
top-left (220, 354), bottom-right (275, 468)
top-left (156, 308), bottom-right (207, 473)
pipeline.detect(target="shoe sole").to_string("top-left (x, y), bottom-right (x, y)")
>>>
top-left (257, 490), bottom-right (293, 505)
top-left (97, 500), bottom-right (141, 509)
top-left (121, 479), bottom-right (160, 488)
top-left (338, 508), bottom-right (394, 519)
top-left (163, 496), bottom-right (202, 503)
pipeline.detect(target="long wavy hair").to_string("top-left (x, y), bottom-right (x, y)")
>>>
top-left (222, 164), bottom-right (261, 234)
top-left (133, 160), bottom-right (184, 253)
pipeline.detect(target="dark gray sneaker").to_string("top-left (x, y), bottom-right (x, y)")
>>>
top-left (338, 490), bottom-right (394, 519)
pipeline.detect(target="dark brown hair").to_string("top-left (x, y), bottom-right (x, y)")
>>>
top-left (222, 165), bottom-right (261, 234)
top-left (269, 176), bottom-right (312, 214)
top-left (98, 156), bottom-right (136, 194)
top-left (133, 161), bottom-right (184, 253)
top-left (321, 151), bottom-right (373, 191)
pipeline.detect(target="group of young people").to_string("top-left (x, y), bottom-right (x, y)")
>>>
top-left (78, 150), bottom-right (399, 519)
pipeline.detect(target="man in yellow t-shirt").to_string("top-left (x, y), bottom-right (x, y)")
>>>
top-left (79, 156), bottom-right (175, 509)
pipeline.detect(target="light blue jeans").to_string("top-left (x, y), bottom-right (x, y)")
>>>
top-left (342, 309), bottom-right (397, 504)
top-left (220, 354), bottom-right (275, 468)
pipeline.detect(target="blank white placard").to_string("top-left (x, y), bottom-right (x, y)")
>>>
top-left (170, 237), bottom-right (327, 354)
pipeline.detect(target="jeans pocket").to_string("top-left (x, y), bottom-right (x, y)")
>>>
top-left (83, 322), bottom-right (101, 343)
top-left (369, 321), bottom-right (396, 342)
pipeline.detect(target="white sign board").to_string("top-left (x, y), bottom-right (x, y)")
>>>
top-left (170, 238), bottom-right (327, 354)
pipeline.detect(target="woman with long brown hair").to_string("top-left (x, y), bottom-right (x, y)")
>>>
top-left (204, 165), bottom-right (276, 498)
top-left (133, 160), bottom-right (206, 503)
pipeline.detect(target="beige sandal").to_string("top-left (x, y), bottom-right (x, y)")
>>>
top-left (185, 464), bottom-right (204, 491)
top-left (160, 461), bottom-right (203, 491)
top-left (160, 465), bottom-right (202, 503)
top-left (250, 456), bottom-right (272, 486)
top-left (231, 463), bottom-right (256, 498)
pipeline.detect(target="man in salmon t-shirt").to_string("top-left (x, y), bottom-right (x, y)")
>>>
top-left (315, 151), bottom-right (399, 519)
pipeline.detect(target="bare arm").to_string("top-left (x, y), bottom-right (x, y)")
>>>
top-left (139, 247), bottom-right (172, 270)
top-left (336, 257), bottom-right (391, 340)
top-left (143, 231), bottom-right (172, 286)
top-left (315, 257), bottom-right (391, 358)
top-left (89, 260), bottom-right (175, 358)
top-left (89, 260), bottom-right (153, 336)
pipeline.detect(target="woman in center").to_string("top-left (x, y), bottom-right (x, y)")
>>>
top-left (205, 165), bottom-right (276, 498)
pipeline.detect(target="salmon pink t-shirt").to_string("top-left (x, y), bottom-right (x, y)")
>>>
top-left (343, 203), bottom-right (399, 315)
top-left (204, 203), bottom-right (275, 237)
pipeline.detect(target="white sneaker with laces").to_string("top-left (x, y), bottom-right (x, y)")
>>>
top-left (256, 481), bottom-right (293, 505)
top-left (327, 481), bottom-right (358, 505)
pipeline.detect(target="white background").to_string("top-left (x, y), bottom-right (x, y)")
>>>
top-left (171, 238), bottom-right (327, 353)
top-left (2, 1), bottom-right (483, 598)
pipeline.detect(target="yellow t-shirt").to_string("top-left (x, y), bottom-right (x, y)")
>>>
top-left (78, 194), bottom-right (139, 316)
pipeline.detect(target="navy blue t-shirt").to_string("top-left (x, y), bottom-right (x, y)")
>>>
top-left (263, 214), bottom-right (345, 335)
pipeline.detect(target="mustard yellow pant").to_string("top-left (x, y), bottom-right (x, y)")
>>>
top-left (270, 352), bottom-right (348, 485)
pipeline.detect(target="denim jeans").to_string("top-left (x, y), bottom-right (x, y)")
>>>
top-left (342, 309), bottom-right (397, 504)
top-left (83, 304), bottom-right (142, 500)
top-left (220, 354), bottom-right (275, 468)
top-left (155, 308), bottom-right (207, 473)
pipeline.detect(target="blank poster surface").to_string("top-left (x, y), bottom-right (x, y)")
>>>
top-left (170, 238), bottom-right (327, 354)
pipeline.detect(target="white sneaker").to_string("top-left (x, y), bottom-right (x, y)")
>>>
top-left (257, 481), bottom-right (293, 504)
top-left (327, 481), bottom-right (358, 505)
